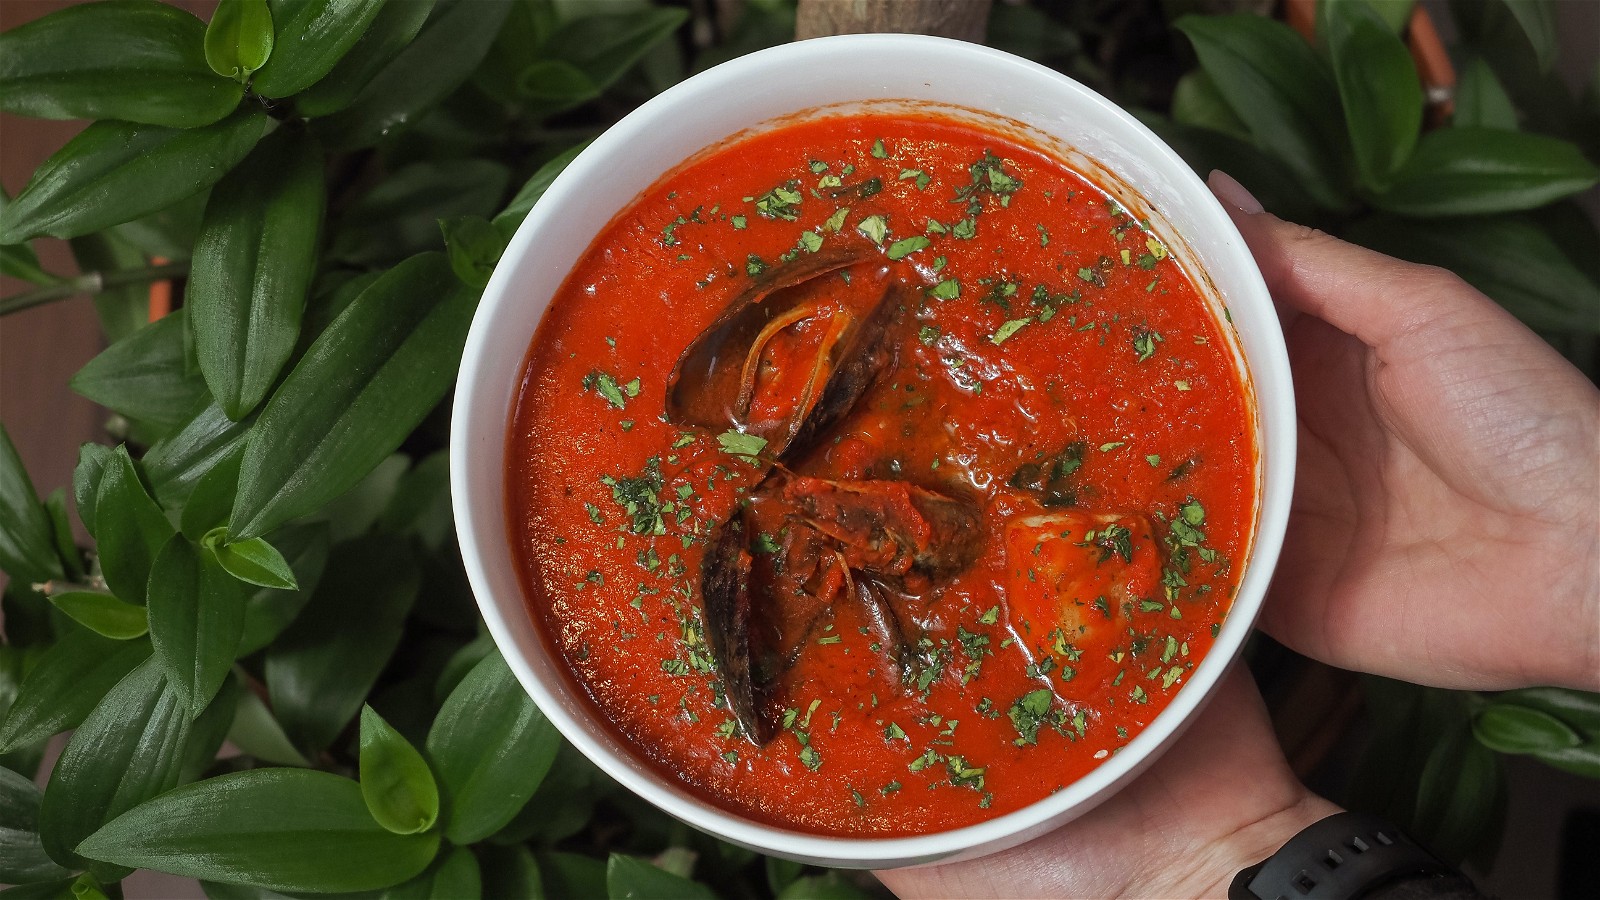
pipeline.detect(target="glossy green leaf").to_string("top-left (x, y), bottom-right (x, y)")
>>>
top-left (1376, 127), bottom-right (1600, 216)
top-left (524, 7), bottom-right (687, 115)
top-left (494, 142), bottom-right (586, 231)
top-left (379, 844), bottom-right (481, 900)
top-left (147, 535), bottom-right (247, 717)
top-left (0, 190), bottom-right (56, 286)
top-left (72, 445), bottom-right (114, 539)
top-left (144, 400), bottom-right (256, 508)
top-left (41, 490), bottom-right (83, 581)
top-left (776, 873), bottom-right (874, 900)
top-left (0, 628), bottom-right (150, 755)
top-left (213, 535), bottom-right (298, 590)
top-left (0, 111), bottom-right (267, 244)
top-left (180, 672), bottom-right (242, 784)
top-left (427, 650), bottom-right (559, 844)
top-left (1169, 70), bottom-right (1249, 141)
top-left (330, 160), bottom-right (509, 267)
top-left (205, 0), bottom-right (274, 80)
top-left (1174, 14), bottom-right (1350, 210)
top-left (1412, 722), bottom-right (1503, 864)
top-left (190, 128), bottom-right (324, 420)
top-left (71, 310), bottom-right (207, 430)
top-left (471, 0), bottom-right (556, 104)
top-left (360, 705), bottom-right (440, 835)
top-left (180, 449), bottom-right (243, 540)
top-left (94, 446), bottom-right (175, 605)
top-left (0, 424), bottom-right (63, 585)
top-left (76, 769), bottom-right (440, 893)
top-left (1135, 110), bottom-right (1325, 231)
top-left (230, 252), bottom-right (477, 540)
top-left (295, 0), bottom-right (437, 118)
top-left (0, 765), bottom-right (73, 885)
top-left (1473, 703), bottom-right (1582, 754)
top-left (238, 523), bottom-right (329, 655)
top-left (606, 854), bottom-right (714, 900)
top-left (0, 0), bottom-right (242, 127)
top-left (1321, 0), bottom-right (1422, 188)
top-left (317, 452), bottom-right (408, 543)
top-left (313, 0), bottom-right (512, 150)
top-left (1494, 686), bottom-right (1600, 734)
top-left (68, 230), bottom-right (156, 344)
top-left (250, 0), bottom-right (388, 98)
top-left (38, 656), bottom-right (189, 876)
top-left (1345, 213), bottom-right (1600, 334)
top-left (1455, 57), bottom-right (1519, 131)
top-left (439, 215), bottom-right (504, 289)
top-left (1498, 0), bottom-right (1557, 74)
top-left (107, 189), bottom-right (211, 261)
top-left (225, 689), bottom-right (311, 767)
top-left (266, 536), bottom-right (419, 752)
top-left (47, 592), bottom-right (148, 641)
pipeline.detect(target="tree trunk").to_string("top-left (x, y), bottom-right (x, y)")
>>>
top-left (794, 0), bottom-right (992, 43)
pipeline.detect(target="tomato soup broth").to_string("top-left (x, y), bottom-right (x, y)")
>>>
top-left (508, 112), bottom-right (1255, 836)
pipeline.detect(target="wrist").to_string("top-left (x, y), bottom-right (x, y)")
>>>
top-left (1135, 791), bottom-right (1343, 899)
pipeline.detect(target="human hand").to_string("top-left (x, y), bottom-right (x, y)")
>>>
top-left (1208, 171), bottom-right (1600, 693)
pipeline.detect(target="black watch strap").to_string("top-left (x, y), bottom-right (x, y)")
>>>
top-left (1229, 811), bottom-right (1460, 900)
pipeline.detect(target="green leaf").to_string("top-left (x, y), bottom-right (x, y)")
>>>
top-left (519, 8), bottom-right (689, 116)
top-left (312, 0), bottom-right (512, 150)
top-left (106, 190), bottom-right (210, 261)
top-left (1169, 70), bottom-right (1249, 141)
top-left (1375, 127), bottom-right (1600, 216)
top-left (38, 656), bottom-right (189, 877)
top-left (249, 0), bottom-right (388, 98)
top-left (72, 445), bottom-right (114, 540)
top-left (541, 852), bottom-right (606, 899)
top-left (440, 215), bottom-right (505, 289)
top-left (71, 310), bottom-right (207, 429)
top-left (69, 231), bottom-right (157, 344)
top-left (380, 844), bottom-right (482, 900)
top-left (213, 536), bottom-right (298, 590)
top-left (0, 424), bottom-right (64, 585)
top-left (0, 190), bottom-right (56, 286)
top-left (47, 592), bottom-right (148, 641)
top-left (1363, 0), bottom-right (1415, 32)
top-left (1345, 213), bottom-right (1600, 334)
top-left (180, 448), bottom-right (244, 540)
top-left (295, 0), bottom-right (437, 118)
top-left (330, 160), bottom-right (509, 267)
top-left (143, 400), bottom-right (256, 508)
top-left (0, 0), bottom-right (242, 127)
top-left (606, 854), bottom-right (715, 900)
top-left (1174, 14), bottom-right (1350, 210)
top-left (0, 628), bottom-right (151, 755)
top-left (494, 142), bottom-right (587, 231)
top-left (190, 128), bottom-right (326, 420)
top-left (266, 536), bottom-right (419, 752)
top-left (766, 856), bottom-right (803, 895)
top-left (230, 252), bottom-right (478, 541)
top-left (1473, 703), bottom-right (1582, 754)
top-left (1320, 0), bottom-right (1423, 188)
top-left (225, 689), bottom-right (311, 767)
top-left (1455, 57), bottom-right (1519, 130)
top-left (94, 446), bottom-right (175, 605)
top-left (360, 705), bottom-right (440, 835)
top-left (1498, 0), bottom-right (1557, 74)
top-left (147, 535), bottom-right (247, 717)
top-left (206, 0), bottom-right (274, 80)
top-left (42, 490), bottom-right (83, 581)
top-left (238, 523), bottom-right (329, 655)
top-left (776, 874), bottom-right (874, 900)
top-left (76, 769), bottom-right (440, 893)
top-left (0, 110), bottom-right (268, 244)
top-left (375, 451), bottom-right (453, 552)
top-left (1135, 110), bottom-right (1325, 230)
top-left (1412, 721), bottom-right (1503, 864)
top-left (1494, 686), bottom-right (1600, 735)
top-left (180, 672), bottom-right (242, 783)
top-left (0, 765), bottom-right (73, 885)
top-left (319, 452), bottom-right (410, 542)
top-left (426, 650), bottom-right (559, 844)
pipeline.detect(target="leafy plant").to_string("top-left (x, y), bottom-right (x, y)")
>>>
top-left (1, 0), bottom-right (1596, 897)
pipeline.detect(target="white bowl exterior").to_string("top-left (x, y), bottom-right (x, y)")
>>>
top-left (452, 34), bottom-right (1295, 869)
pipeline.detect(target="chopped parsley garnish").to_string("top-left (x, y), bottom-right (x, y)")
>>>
top-left (856, 214), bottom-right (888, 246)
top-left (928, 278), bottom-right (960, 300)
top-left (989, 318), bottom-right (1032, 345)
top-left (753, 182), bottom-right (803, 220)
top-left (717, 429), bottom-right (768, 464)
top-left (952, 217), bottom-right (977, 240)
top-left (581, 370), bottom-right (638, 409)
top-left (1133, 327), bottom-right (1163, 362)
top-left (731, 215), bottom-right (747, 229)
top-left (1076, 267), bottom-right (1104, 287)
top-left (746, 254), bottom-right (767, 276)
top-left (601, 457), bottom-right (665, 535)
top-left (823, 207), bottom-right (849, 233)
top-left (899, 168), bottom-right (932, 190)
top-left (1008, 689), bottom-right (1056, 746)
top-left (871, 138), bottom-right (887, 158)
top-left (886, 235), bottom-right (929, 260)
top-left (918, 325), bottom-right (940, 345)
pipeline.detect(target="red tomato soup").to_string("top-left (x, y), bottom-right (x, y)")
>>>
top-left (508, 112), bottom-right (1256, 836)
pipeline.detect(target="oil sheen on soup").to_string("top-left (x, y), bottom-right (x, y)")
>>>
top-left (508, 112), bottom-right (1256, 836)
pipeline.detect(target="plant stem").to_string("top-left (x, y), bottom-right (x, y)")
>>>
top-left (0, 262), bottom-right (189, 317)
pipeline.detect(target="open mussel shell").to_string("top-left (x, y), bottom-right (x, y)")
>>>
top-left (700, 513), bottom-right (776, 746)
top-left (664, 247), bottom-right (900, 462)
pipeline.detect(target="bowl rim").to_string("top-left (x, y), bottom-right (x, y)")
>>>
top-left (451, 32), bottom-right (1295, 867)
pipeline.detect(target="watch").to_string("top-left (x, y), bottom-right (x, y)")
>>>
top-left (1229, 811), bottom-right (1462, 900)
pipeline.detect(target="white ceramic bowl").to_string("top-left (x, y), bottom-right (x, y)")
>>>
top-left (452, 33), bottom-right (1294, 869)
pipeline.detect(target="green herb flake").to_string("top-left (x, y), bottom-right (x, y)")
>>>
top-left (857, 214), bottom-right (889, 246)
top-left (928, 278), bottom-right (960, 300)
top-left (1076, 267), bottom-right (1104, 287)
top-left (799, 230), bottom-right (824, 253)
top-left (717, 429), bottom-right (767, 463)
top-left (582, 370), bottom-right (629, 409)
top-left (1133, 328), bottom-right (1163, 362)
top-left (754, 183), bottom-right (803, 220)
top-left (871, 138), bottom-right (887, 158)
top-left (746, 254), bottom-right (767, 276)
top-left (979, 605), bottom-right (999, 625)
top-left (1145, 454), bottom-right (1162, 467)
top-left (1007, 689), bottom-right (1056, 746)
top-left (952, 218), bottom-right (977, 240)
top-left (731, 215), bottom-right (747, 229)
top-left (809, 160), bottom-right (828, 174)
top-left (886, 235), bottom-right (930, 260)
top-left (989, 318), bottom-right (1032, 345)
top-left (823, 207), bottom-right (850, 233)
top-left (918, 325), bottom-right (940, 346)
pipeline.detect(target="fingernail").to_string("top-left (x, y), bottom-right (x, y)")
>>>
top-left (1208, 170), bottom-right (1264, 215)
